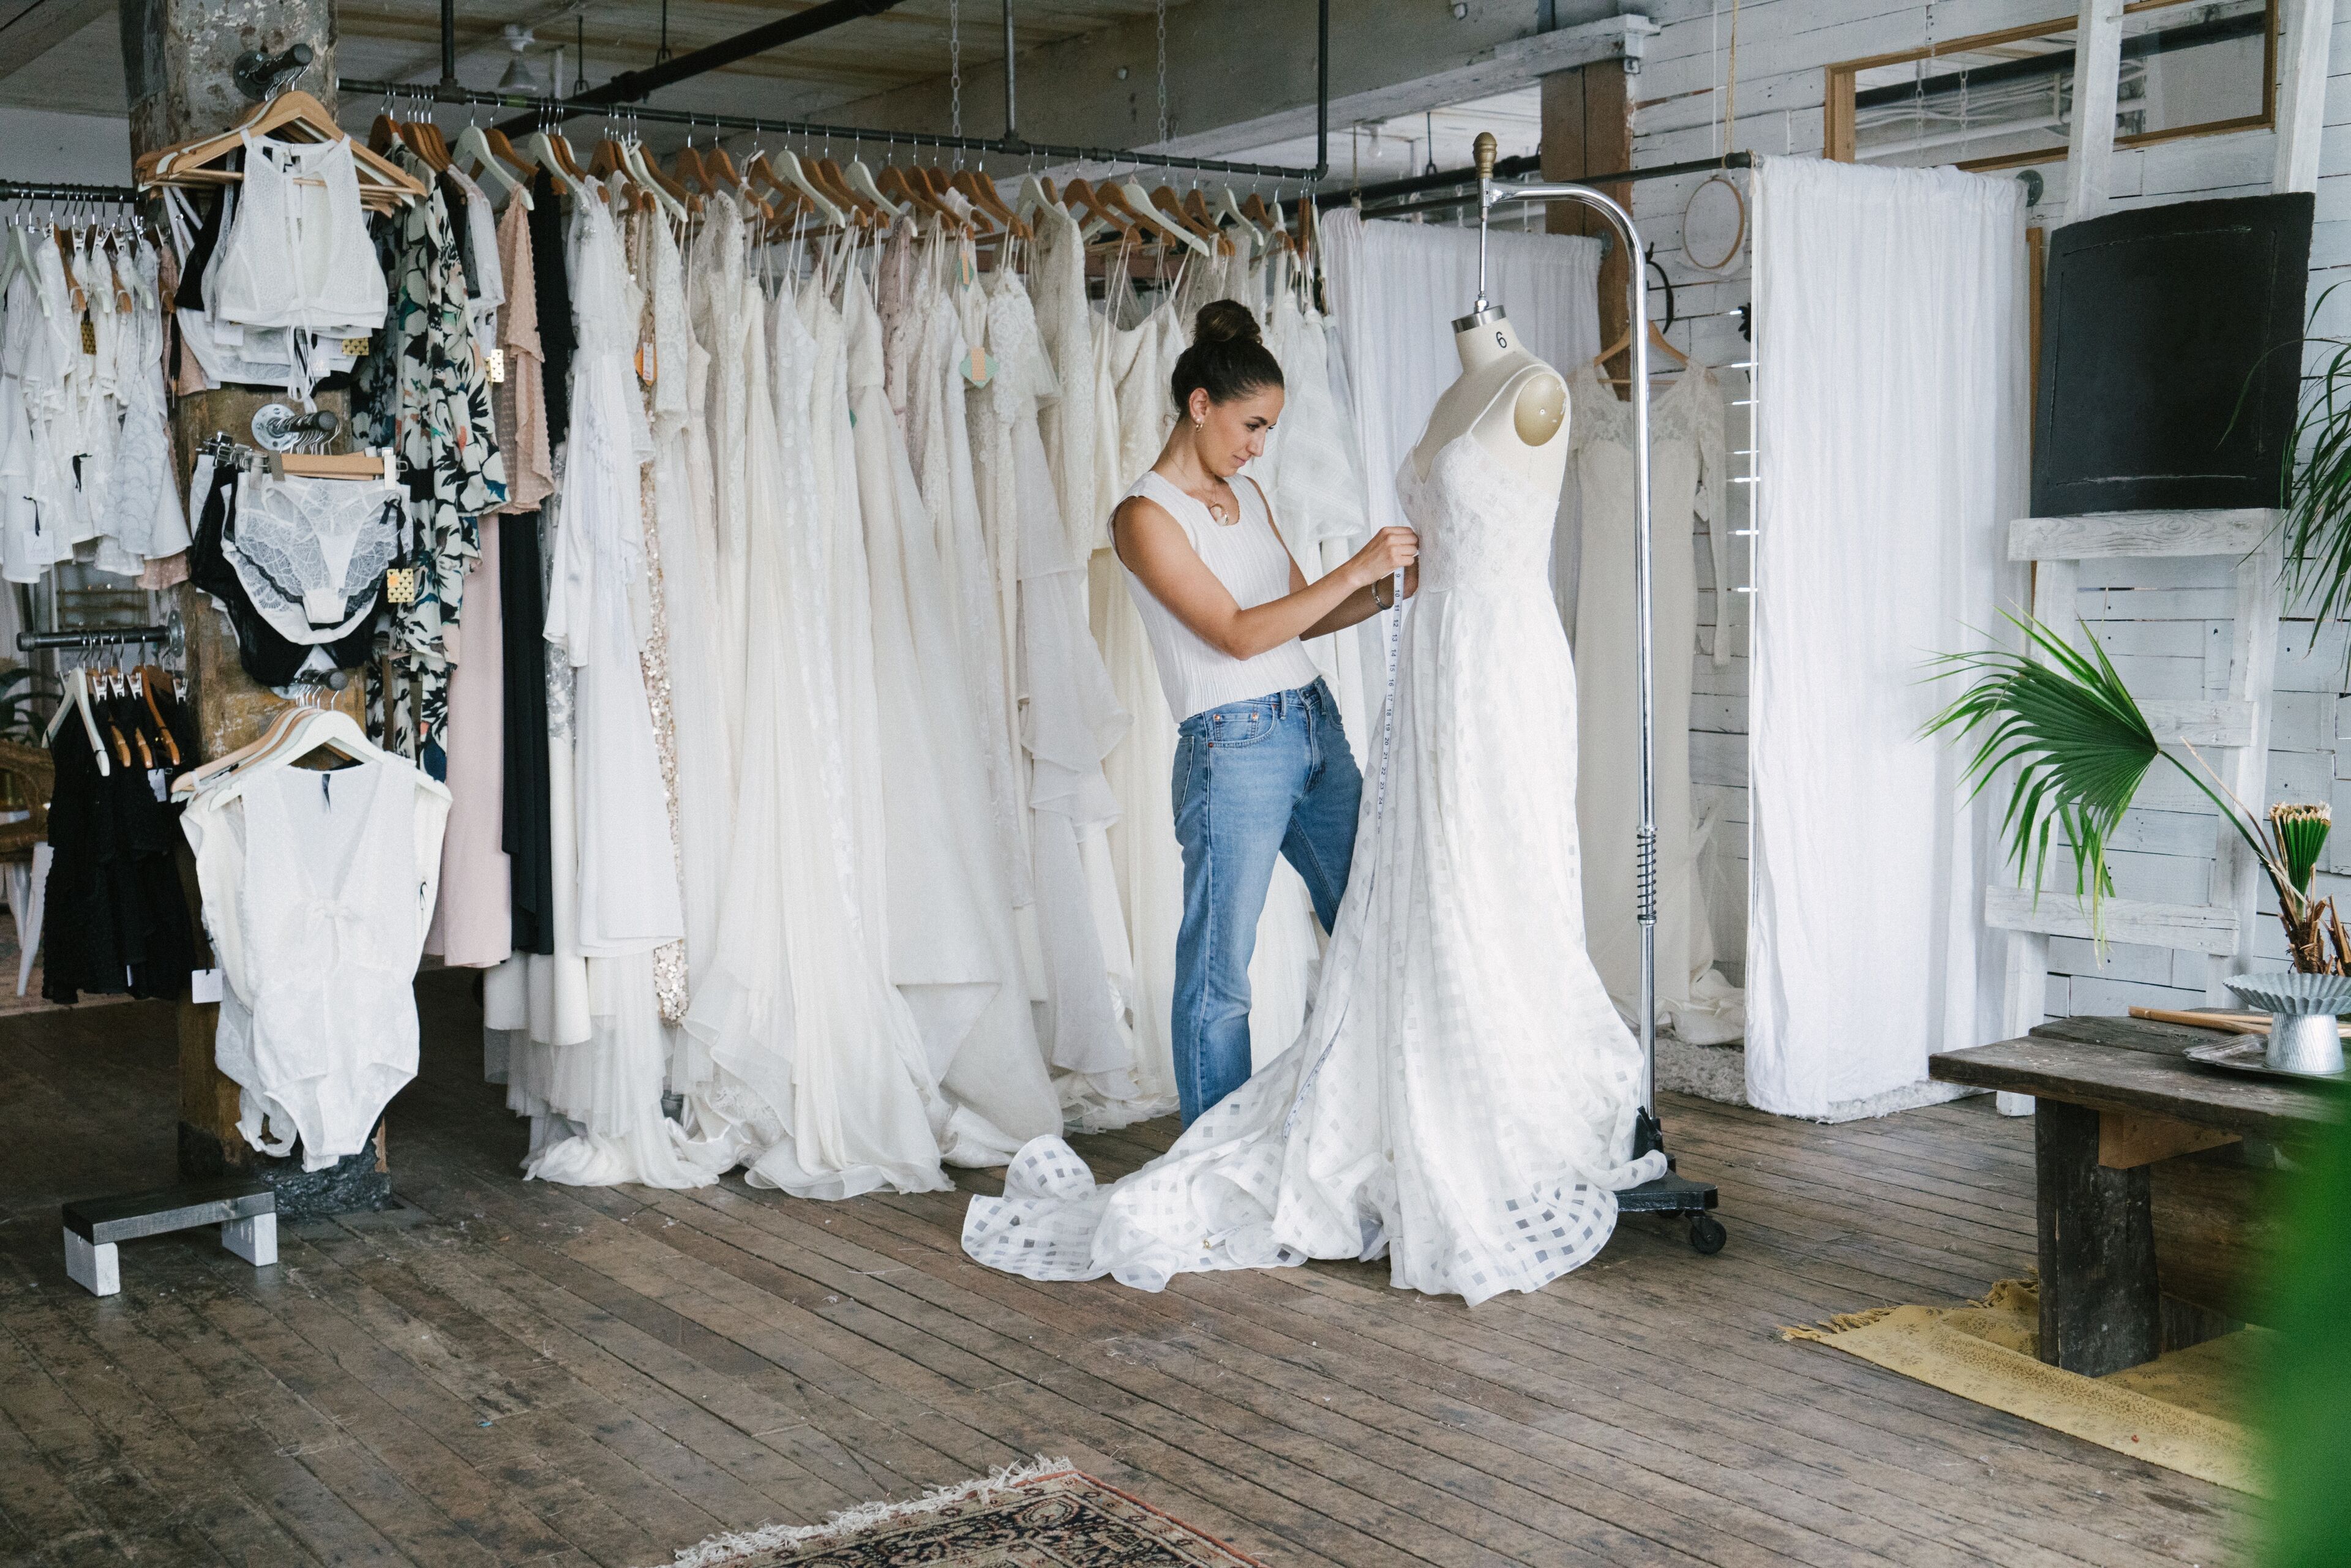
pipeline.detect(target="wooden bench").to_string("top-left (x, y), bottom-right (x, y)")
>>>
top-left (1932, 1013), bottom-right (2340, 1376)
top-left (62, 1177), bottom-right (277, 1297)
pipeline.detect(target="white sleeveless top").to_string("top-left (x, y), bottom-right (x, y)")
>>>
top-left (1122, 470), bottom-right (1320, 721)
top-left (212, 131), bottom-right (388, 336)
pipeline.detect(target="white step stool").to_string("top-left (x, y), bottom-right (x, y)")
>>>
top-left (62, 1179), bottom-right (277, 1297)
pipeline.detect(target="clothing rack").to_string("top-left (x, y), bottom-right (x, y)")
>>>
top-left (0, 179), bottom-right (146, 205)
top-left (1327, 149), bottom-right (1757, 217)
top-left (1469, 131), bottom-right (1727, 1255)
top-left (18, 626), bottom-right (173, 653)
top-left (333, 78), bottom-right (1324, 182)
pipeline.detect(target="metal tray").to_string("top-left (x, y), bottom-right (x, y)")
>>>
top-left (2183, 1037), bottom-right (2349, 1086)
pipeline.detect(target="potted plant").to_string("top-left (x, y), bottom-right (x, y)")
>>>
top-left (1925, 613), bottom-right (2344, 972)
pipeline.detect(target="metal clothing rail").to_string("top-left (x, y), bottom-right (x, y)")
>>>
top-left (337, 77), bottom-right (1323, 181)
top-left (1326, 149), bottom-right (1755, 212)
top-left (18, 626), bottom-right (171, 652)
top-left (0, 180), bottom-right (145, 204)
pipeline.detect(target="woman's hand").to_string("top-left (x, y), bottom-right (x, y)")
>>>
top-left (1347, 527), bottom-right (1420, 591)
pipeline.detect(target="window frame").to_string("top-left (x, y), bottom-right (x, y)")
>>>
top-left (1823, 0), bottom-right (2278, 172)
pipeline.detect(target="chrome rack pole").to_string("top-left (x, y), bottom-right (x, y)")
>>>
top-left (1470, 140), bottom-right (1658, 1120)
top-left (1465, 137), bottom-right (1722, 1250)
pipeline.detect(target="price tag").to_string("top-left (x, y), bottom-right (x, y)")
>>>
top-left (190, 967), bottom-right (224, 1003)
top-left (486, 348), bottom-right (506, 384)
top-left (384, 567), bottom-right (418, 605)
top-left (342, 337), bottom-right (372, 357)
top-left (80, 317), bottom-right (97, 356)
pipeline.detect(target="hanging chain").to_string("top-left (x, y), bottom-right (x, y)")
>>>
top-left (656, 0), bottom-right (672, 66)
top-left (1155, 0), bottom-right (1170, 149)
top-left (949, 0), bottom-right (963, 146)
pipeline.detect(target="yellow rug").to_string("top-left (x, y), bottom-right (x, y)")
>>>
top-left (1786, 1278), bottom-right (2262, 1492)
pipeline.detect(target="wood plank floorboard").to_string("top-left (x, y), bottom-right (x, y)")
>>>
top-left (0, 973), bottom-right (2245, 1567)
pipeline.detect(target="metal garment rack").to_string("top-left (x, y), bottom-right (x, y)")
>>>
top-left (17, 627), bottom-right (172, 653)
top-left (1468, 133), bottom-right (1725, 1253)
top-left (335, 77), bottom-right (1322, 181)
top-left (0, 180), bottom-right (145, 205)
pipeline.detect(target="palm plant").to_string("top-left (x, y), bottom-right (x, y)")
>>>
top-left (0, 666), bottom-right (56, 745)
top-left (2242, 283), bottom-right (2351, 680)
top-left (1924, 613), bottom-right (2345, 970)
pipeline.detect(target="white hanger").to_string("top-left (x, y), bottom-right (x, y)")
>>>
top-left (768, 149), bottom-right (844, 228)
top-left (454, 121), bottom-right (533, 211)
top-left (1215, 187), bottom-right (1264, 253)
top-left (1117, 179), bottom-right (1209, 256)
top-left (527, 130), bottom-right (583, 198)
top-left (45, 666), bottom-right (110, 777)
top-left (190, 705), bottom-right (443, 814)
top-left (846, 157), bottom-right (907, 222)
top-left (618, 137), bottom-right (688, 223)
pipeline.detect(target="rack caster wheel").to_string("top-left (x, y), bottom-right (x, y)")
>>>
top-left (1688, 1214), bottom-right (1727, 1255)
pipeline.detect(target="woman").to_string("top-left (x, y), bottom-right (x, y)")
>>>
top-left (1112, 300), bottom-right (1419, 1125)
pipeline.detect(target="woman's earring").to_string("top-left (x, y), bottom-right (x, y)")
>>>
top-left (1193, 415), bottom-right (1204, 430)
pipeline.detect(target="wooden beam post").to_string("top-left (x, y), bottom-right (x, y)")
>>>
top-left (122, 0), bottom-right (388, 1215)
top-left (2065, 0), bottom-right (2126, 223)
top-left (1541, 58), bottom-right (1633, 380)
top-left (2036, 1098), bottom-right (2162, 1375)
top-left (2274, 0), bottom-right (2331, 195)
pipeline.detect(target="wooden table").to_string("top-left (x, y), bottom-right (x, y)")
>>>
top-left (1931, 1014), bottom-right (2341, 1376)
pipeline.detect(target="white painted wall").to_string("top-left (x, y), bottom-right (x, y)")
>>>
top-left (1625, 0), bottom-right (2351, 1013)
top-left (0, 106), bottom-right (135, 187)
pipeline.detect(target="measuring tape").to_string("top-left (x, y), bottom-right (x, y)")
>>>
top-left (1280, 564), bottom-right (1407, 1138)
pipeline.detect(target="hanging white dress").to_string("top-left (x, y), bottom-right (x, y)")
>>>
top-left (975, 271), bottom-right (1163, 1125)
top-left (542, 189), bottom-right (686, 959)
top-left (647, 209), bottom-right (735, 1011)
top-left (803, 277), bottom-right (891, 957)
top-left (965, 431), bottom-right (1668, 1305)
top-left (675, 272), bottom-right (954, 1198)
top-left (1567, 363), bottom-right (1744, 1045)
top-left (513, 189), bottom-right (708, 1191)
top-left (689, 193), bottom-right (751, 749)
top-left (845, 270), bottom-right (1059, 1151)
top-left (1031, 204), bottom-right (1100, 565)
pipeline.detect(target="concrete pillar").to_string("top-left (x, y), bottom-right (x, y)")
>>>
top-left (122, 0), bottom-right (388, 1214)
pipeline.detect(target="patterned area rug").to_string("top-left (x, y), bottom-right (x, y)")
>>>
top-left (662, 1461), bottom-right (1265, 1568)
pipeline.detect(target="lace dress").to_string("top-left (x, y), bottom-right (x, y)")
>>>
top-left (1567, 364), bottom-right (1744, 1044)
top-left (966, 430), bottom-right (1667, 1305)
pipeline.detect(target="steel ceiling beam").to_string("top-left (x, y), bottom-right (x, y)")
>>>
top-left (492, 0), bottom-right (911, 133)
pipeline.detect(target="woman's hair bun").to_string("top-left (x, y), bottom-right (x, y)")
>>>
top-left (1193, 299), bottom-right (1262, 347)
top-left (1170, 299), bottom-right (1283, 411)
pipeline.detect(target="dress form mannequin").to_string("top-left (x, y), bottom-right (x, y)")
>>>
top-left (1409, 306), bottom-right (1570, 492)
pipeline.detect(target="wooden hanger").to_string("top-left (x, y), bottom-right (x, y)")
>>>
top-left (849, 157), bottom-right (910, 223)
top-left (954, 170), bottom-right (1027, 239)
top-left (811, 157), bottom-right (876, 223)
top-left (1060, 178), bottom-right (1131, 242)
top-left (144, 91), bottom-right (426, 210)
top-left (270, 447), bottom-right (394, 481)
top-left (1594, 320), bottom-right (1691, 382)
top-left (134, 667), bottom-right (181, 768)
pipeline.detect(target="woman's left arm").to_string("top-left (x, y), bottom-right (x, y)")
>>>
top-left (1253, 478), bottom-right (1419, 638)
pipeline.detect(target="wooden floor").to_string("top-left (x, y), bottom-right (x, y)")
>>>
top-left (0, 973), bottom-right (2244, 1568)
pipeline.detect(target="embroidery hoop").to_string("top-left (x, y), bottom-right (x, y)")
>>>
top-left (1680, 171), bottom-right (1747, 274)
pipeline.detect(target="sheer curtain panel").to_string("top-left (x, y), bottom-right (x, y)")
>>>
top-left (1745, 156), bottom-right (2028, 1119)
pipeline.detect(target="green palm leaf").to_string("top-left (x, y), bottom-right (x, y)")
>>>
top-left (1923, 613), bottom-right (2261, 939)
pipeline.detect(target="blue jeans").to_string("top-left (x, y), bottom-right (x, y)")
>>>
top-left (1170, 677), bottom-right (1362, 1125)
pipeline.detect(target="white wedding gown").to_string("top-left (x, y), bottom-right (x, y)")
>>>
top-left (966, 430), bottom-right (1667, 1305)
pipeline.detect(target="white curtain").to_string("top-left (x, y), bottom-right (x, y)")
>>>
top-left (1745, 156), bottom-right (2028, 1119)
top-left (1321, 212), bottom-right (1603, 743)
top-left (1323, 212), bottom-right (1603, 533)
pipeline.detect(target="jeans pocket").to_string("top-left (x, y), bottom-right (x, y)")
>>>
top-left (1206, 705), bottom-right (1277, 749)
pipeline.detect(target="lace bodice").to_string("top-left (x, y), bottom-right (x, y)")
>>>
top-left (1397, 434), bottom-right (1559, 595)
